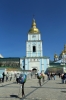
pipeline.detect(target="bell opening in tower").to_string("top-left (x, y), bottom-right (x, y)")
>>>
top-left (33, 46), bottom-right (36, 52)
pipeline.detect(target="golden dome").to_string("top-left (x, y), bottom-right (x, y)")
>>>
top-left (54, 54), bottom-right (58, 58)
top-left (28, 19), bottom-right (40, 34)
top-left (61, 50), bottom-right (65, 55)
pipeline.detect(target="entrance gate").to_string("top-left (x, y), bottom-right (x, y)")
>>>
top-left (32, 68), bottom-right (37, 74)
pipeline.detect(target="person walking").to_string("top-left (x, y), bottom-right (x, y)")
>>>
top-left (39, 78), bottom-right (41, 86)
top-left (59, 73), bottom-right (60, 78)
top-left (2, 72), bottom-right (5, 82)
top-left (10, 73), bottom-right (12, 81)
top-left (61, 73), bottom-right (64, 84)
top-left (47, 73), bottom-right (50, 80)
top-left (53, 73), bottom-right (56, 80)
top-left (18, 74), bottom-right (27, 98)
top-left (6, 72), bottom-right (8, 82)
top-left (37, 73), bottom-right (42, 86)
top-left (16, 73), bottom-right (20, 84)
top-left (31, 73), bottom-right (32, 78)
top-left (64, 73), bottom-right (66, 84)
top-left (22, 83), bottom-right (25, 97)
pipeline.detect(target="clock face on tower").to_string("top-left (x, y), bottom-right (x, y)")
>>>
top-left (32, 35), bottom-right (36, 38)
top-left (32, 35), bottom-right (36, 40)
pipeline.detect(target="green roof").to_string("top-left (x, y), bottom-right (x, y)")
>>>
top-left (0, 57), bottom-right (20, 61)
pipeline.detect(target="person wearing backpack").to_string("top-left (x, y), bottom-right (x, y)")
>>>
top-left (64, 73), bottom-right (66, 84)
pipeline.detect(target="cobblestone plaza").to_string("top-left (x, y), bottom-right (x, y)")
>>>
top-left (0, 76), bottom-right (66, 100)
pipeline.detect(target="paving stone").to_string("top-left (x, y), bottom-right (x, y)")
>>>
top-left (0, 76), bottom-right (66, 100)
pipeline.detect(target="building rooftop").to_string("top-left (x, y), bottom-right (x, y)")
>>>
top-left (0, 54), bottom-right (3, 58)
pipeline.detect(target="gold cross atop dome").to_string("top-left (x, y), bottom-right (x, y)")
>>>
top-left (28, 18), bottom-right (40, 34)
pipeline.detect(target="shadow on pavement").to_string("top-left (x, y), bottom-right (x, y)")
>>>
top-left (0, 82), bottom-right (15, 87)
top-left (10, 94), bottom-right (18, 98)
top-left (19, 80), bottom-right (49, 100)
top-left (30, 86), bottom-right (66, 89)
top-left (61, 91), bottom-right (66, 93)
top-left (56, 83), bottom-right (63, 84)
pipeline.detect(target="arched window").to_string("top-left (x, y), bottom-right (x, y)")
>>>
top-left (33, 46), bottom-right (36, 52)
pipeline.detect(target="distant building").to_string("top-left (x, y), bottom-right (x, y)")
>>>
top-left (54, 44), bottom-right (66, 65)
top-left (0, 54), bottom-right (3, 58)
top-left (47, 45), bottom-right (66, 74)
top-left (47, 60), bottom-right (66, 74)
top-left (0, 57), bottom-right (20, 68)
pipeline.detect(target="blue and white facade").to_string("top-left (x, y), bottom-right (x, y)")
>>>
top-left (20, 19), bottom-right (49, 73)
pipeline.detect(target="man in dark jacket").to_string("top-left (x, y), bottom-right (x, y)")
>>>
top-left (64, 73), bottom-right (66, 84)
top-left (2, 72), bottom-right (5, 82)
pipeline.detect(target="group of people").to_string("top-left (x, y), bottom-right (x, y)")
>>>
top-left (0, 72), bottom-right (26, 98)
top-left (37, 73), bottom-right (45, 86)
top-left (47, 72), bottom-right (56, 80)
top-left (0, 72), bottom-right (14, 83)
top-left (60, 73), bottom-right (66, 84)
top-left (0, 72), bottom-right (5, 82)
top-left (47, 72), bottom-right (66, 84)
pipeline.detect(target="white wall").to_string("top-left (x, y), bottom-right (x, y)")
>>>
top-left (29, 59), bottom-right (40, 71)
top-left (44, 58), bottom-right (49, 72)
top-left (20, 58), bottom-right (24, 69)
top-left (42, 59), bottom-right (44, 71)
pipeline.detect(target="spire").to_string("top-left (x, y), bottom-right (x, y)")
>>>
top-left (31, 18), bottom-right (36, 27)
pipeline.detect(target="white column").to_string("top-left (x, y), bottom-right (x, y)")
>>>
top-left (40, 42), bottom-right (42, 56)
top-left (26, 42), bottom-right (27, 57)
top-left (31, 42), bottom-right (32, 57)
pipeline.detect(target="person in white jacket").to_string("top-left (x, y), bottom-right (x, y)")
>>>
top-left (16, 73), bottom-right (20, 84)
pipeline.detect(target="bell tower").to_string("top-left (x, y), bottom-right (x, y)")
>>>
top-left (24, 18), bottom-right (49, 73)
top-left (26, 19), bottom-right (43, 57)
top-left (20, 18), bottom-right (49, 73)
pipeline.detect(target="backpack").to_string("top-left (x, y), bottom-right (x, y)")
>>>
top-left (19, 74), bottom-right (27, 84)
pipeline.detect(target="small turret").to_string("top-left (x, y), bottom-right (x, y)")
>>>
top-left (54, 54), bottom-right (58, 61)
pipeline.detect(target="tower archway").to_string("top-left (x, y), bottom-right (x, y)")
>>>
top-left (32, 68), bottom-right (37, 74)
